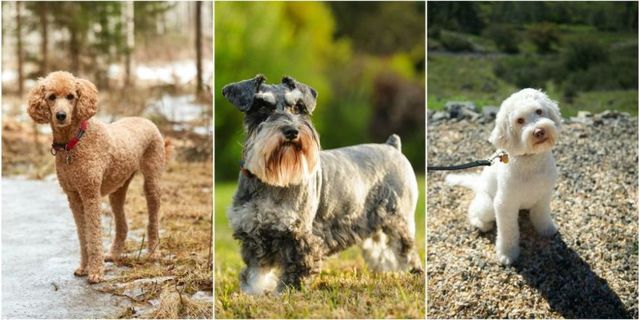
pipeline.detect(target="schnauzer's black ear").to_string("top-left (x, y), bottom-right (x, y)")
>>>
top-left (222, 74), bottom-right (266, 112)
top-left (282, 76), bottom-right (318, 112)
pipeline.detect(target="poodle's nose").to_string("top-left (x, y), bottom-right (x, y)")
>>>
top-left (281, 126), bottom-right (299, 140)
top-left (55, 112), bottom-right (67, 121)
top-left (534, 128), bottom-right (546, 139)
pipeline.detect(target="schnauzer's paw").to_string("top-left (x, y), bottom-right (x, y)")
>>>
top-left (410, 267), bottom-right (424, 275)
top-left (496, 246), bottom-right (520, 265)
top-left (73, 267), bottom-right (88, 277)
top-left (469, 216), bottom-right (494, 232)
top-left (535, 222), bottom-right (558, 237)
top-left (87, 273), bottom-right (103, 284)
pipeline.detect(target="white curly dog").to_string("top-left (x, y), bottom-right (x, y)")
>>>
top-left (446, 88), bottom-right (562, 265)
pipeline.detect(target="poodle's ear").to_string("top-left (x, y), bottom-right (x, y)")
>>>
top-left (222, 74), bottom-right (266, 112)
top-left (26, 80), bottom-right (50, 124)
top-left (489, 109), bottom-right (510, 149)
top-left (75, 78), bottom-right (98, 120)
top-left (282, 76), bottom-right (318, 113)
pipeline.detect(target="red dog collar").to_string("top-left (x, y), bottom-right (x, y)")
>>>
top-left (51, 120), bottom-right (89, 155)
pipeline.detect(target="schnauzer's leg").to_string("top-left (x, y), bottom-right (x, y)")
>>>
top-left (277, 233), bottom-right (324, 292)
top-left (239, 240), bottom-right (278, 295)
top-left (240, 265), bottom-right (279, 295)
top-left (382, 218), bottom-right (423, 274)
top-left (529, 193), bottom-right (558, 237)
top-left (105, 175), bottom-right (134, 262)
top-left (468, 192), bottom-right (495, 232)
top-left (361, 229), bottom-right (399, 272)
top-left (494, 195), bottom-right (520, 265)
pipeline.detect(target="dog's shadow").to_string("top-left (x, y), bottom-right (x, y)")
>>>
top-left (479, 213), bottom-right (632, 319)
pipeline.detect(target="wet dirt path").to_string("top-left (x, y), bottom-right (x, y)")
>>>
top-left (2, 178), bottom-right (129, 318)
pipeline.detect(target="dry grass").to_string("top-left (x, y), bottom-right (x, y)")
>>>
top-left (98, 160), bottom-right (213, 319)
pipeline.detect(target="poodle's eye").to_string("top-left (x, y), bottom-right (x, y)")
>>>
top-left (66, 94), bottom-right (75, 100)
top-left (47, 94), bottom-right (56, 101)
top-left (517, 118), bottom-right (525, 124)
top-left (536, 109), bottom-right (542, 115)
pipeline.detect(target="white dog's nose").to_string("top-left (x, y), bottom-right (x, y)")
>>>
top-left (533, 128), bottom-right (546, 138)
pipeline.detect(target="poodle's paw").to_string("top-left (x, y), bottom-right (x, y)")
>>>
top-left (535, 221), bottom-right (558, 237)
top-left (496, 246), bottom-right (520, 265)
top-left (104, 252), bottom-right (122, 263)
top-left (73, 267), bottom-right (88, 277)
top-left (469, 216), bottom-right (494, 232)
top-left (87, 272), bottom-right (104, 284)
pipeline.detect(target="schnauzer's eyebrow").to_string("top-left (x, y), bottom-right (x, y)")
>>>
top-left (255, 91), bottom-right (276, 105)
top-left (284, 89), bottom-right (303, 105)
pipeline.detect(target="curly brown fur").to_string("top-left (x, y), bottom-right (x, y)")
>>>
top-left (26, 71), bottom-right (167, 283)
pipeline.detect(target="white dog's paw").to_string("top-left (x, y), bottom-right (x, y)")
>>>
top-left (535, 221), bottom-right (558, 237)
top-left (469, 216), bottom-right (494, 232)
top-left (496, 246), bottom-right (520, 265)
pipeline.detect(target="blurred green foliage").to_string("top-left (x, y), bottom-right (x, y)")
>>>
top-left (428, 2), bottom-right (638, 116)
top-left (215, 2), bottom-right (425, 181)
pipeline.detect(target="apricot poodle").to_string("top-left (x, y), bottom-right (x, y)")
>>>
top-left (27, 71), bottom-right (169, 283)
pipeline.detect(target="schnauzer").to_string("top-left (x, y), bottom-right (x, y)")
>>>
top-left (222, 75), bottom-right (422, 295)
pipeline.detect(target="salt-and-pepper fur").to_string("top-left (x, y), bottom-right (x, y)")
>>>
top-left (223, 75), bottom-right (422, 295)
top-left (446, 88), bottom-right (562, 265)
top-left (26, 71), bottom-right (168, 283)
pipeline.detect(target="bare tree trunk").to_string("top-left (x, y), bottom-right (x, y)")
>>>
top-left (123, 1), bottom-right (135, 87)
top-left (39, 4), bottom-right (49, 75)
top-left (16, 2), bottom-right (24, 95)
top-left (195, 1), bottom-right (203, 96)
top-left (69, 27), bottom-right (80, 74)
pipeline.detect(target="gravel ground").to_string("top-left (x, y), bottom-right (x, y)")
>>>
top-left (426, 115), bottom-right (638, 318)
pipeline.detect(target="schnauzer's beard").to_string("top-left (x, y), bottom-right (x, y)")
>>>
top-left (244, 124), bottom-right (319, 187)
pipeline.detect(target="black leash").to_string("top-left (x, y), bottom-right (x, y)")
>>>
top-left (427, 151), bottom-right (509, 172)
top-left (427, 160), bottom-right (491, 171)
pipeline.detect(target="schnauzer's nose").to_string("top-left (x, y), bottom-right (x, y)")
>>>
top-left (533, 128), bottom-right (545, 139)
top-left (282, 127), bottom-right (299, 140)
top-left (56, 111), bottom-right (67, 121)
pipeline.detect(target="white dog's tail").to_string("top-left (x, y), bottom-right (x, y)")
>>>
top-left (445, 173), bottom-right (481, 190)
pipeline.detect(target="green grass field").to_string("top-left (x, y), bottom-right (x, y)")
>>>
top-left (214, 176), bottom-right (425, 318)
top-left (427, 54), bottom-right (638, 117)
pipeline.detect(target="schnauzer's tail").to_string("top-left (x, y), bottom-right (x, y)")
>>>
top-left (385, 134), bottom-right (401, 151)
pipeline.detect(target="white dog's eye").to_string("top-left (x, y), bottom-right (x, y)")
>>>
top-left (517, 118), bottom-right (525, 124)
top-left (536, 109), bottom-right (542, 115)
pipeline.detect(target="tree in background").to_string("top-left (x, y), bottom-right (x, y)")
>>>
top-left (195, 1), bottom-right (203, 96)
top-left (15, 2), bottom-right (24, 96)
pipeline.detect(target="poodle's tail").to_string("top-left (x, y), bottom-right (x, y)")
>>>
top-left (163, 137), bottom-right (173, 163)
top-left (445, 173), bottom-right (481, 190)
top-left (385, 134), bottom-right (401, 151)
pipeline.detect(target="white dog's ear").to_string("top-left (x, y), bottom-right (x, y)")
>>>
top-left (547, 99), bottom-right (562, 127)
top-left (489, 104), bottom-right (510, 149)
top-left (489, 119), bottom-right (509, 149)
